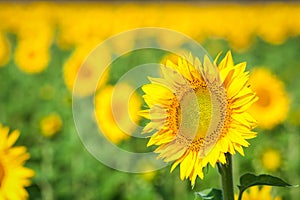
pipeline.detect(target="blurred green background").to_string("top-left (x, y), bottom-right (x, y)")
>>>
top-left (0, 2), bottom-right (299, 200)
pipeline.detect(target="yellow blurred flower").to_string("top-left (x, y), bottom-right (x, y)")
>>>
top-left (56, 6), bottom-right (109, 49)
top-left (140, 51), bottom-right (257, 187)
top-left (1, 3), bottom-right (300, 52)
top-left (0, 32), bottom-right (10, 67)
top-left (140, 165), bottom-right (157, 182)
top-left (63, 45), bottom-right (111, 97)
top-left (261, 148), bottom-right (282, 172)
top-left (235, 186), bottom-right (281, 200)
top-left (40, 113), bottom-right (63, 138)
top-left (0, 4), bottom-right (32, 34)
top-left (63, 46), bottom-right (91, 94)
top-left (15, 38), bottom-right (50, 74)
top-left (248, 68), bottom-right (290, 129)
top-left (95, 84), bottom-right (141, 144)
top-left (0, 124), bottom-right (35, 200)
top-left (12, 9), bottom-right (53, 74)
top-left (256, 4), bottom-right (289, 45)
top-left (109, 32), bottom-right (136, 56)
top-left (16, 21), bottom-right (53, 47)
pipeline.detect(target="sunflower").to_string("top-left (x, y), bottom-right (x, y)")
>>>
top-left (40, 113), bottom-right (63, 138)
top-left (0, 124), bottom-right (34, 200)
top-left (139, 163), bottom-right (157, 181)
top-left (63, 45), bottom-right (110, 97)
top-left (260, 148), bottom-right (282, 172)
top-left (14, 38), bottom-right (50, 74)
top-left (140, 51), bottom-right (257, 186)
top-left (248, 68), bottom-right (289, 129)
top-left (95, 83), bottom-right (141, 144)
top-left (235, 186), bottom-right (281, 200)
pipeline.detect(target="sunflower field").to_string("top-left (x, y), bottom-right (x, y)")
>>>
top-left (0, 2), bottom-right (300, 200)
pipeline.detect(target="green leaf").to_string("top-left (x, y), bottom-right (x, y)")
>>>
top-left (195, 188), bottom-right (223, 200)
top-left (238, 173), bottom-right (294, 200)
top-left (239, 173), bottom-right (292, 189)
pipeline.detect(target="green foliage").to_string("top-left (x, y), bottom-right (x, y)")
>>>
top-left (0, 35), bottom-right (300, 199)
top-left (195, 188), bottom-right (223, 200)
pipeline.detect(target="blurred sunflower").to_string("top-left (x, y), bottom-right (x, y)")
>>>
top-left (235, 186), bottom-right (281, 200)
top-left (63, 45), bottom-right (111, 97)
top-left (40, 113), bottom-right (63, 138)
top-left (260, 148), bottom-right (282, 172)
top-left (0, 33), bottom-right (10, 67)
top-left (248, 68), bottom-right (289, 129)
top-left (140, 51), bottom-right (257, 186)
top-left (95, 83), bottom-right (141, 144)
top-left (15, 38), bottom-right (50, 74)
top-left (0, 124), bottom-right (34, 200)
top-left (139, 163), bottom-right (157, 182)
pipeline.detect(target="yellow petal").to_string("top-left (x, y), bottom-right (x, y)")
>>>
top-left (228, 130), bottom-right (249, 147)
top-left (170, 152), bottom-right (186, 172)
top-left (180, 152), bottom-right (192, 179)
top-left (234, 143), bottom-right (245, 156)
top-left (213, 51), bottom-right (223, 65)
top-left (138, 110), bottom-right (150, 119)
top-left (220, 137), bottom-right (229, 152)
top-left (232, 62), bottom-right (247, 78)
top-left (231, 93), bottom-right (257, 109)
top-left (227, 73), bottom-right (249, 99)
top-left (142, 84), bottom-right (173, 98)
top-left (222, 68), bottom-right (235, 88)
top-left (218, 153), bottom-right (226, 164)
top-left (203, 55), bottom-right (218, 83)
top-left (185, 151), bottom-right (197, 178)
top-left (7, 130), bottom-right (20, 148)
top-left (219, 51), bottom-right (234, 70)
top-left (164, 147), bottom-right (186, 162)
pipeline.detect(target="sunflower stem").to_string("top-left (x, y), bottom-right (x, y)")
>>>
top-left (217, 153), bottom-right (235, 200)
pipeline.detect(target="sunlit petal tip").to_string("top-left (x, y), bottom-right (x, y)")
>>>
top-left (225, 51), bottom-right (234, 67)
top-left (214, 51), bottom-right (223, 65)
top-left (7, 130), bottom-right (21, 147)
top-left (170, 163), bottom-right (177, 173)
top-left (138, 110), bottom-right (150, 118)
top-left (165, 60), bottom-right (177, 69)
top-left (147, 139), bottom-right (156, 147)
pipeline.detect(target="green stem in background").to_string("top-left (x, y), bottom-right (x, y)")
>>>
top-left (41, 140), bottom-right (54, 200)
top-left (217, 153), bottom-right (235, 200)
